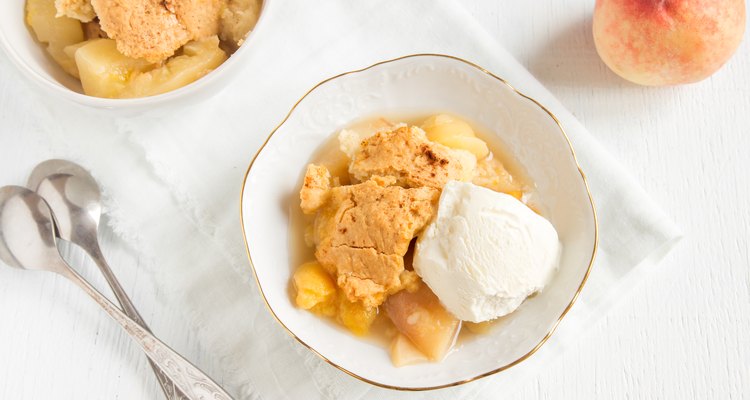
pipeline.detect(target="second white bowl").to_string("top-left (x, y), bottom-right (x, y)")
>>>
top-left (0, 0), bottom-right (272, 113)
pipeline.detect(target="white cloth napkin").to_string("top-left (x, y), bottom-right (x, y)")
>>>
top-left (0, 0), bottom-right (681, 398)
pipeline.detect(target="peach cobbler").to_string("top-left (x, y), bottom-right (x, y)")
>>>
top-left (291, 115), bottom-right (561, 366)
top-left (25, 0), bottom-right (262, 98)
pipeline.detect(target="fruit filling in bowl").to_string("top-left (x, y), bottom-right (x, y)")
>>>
top-left (25, 0), bottom-right (262, 98)
top-left (290, 114), bottom-right (562, 366)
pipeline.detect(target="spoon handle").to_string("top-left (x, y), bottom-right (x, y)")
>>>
top-left (87, 244), bottom-right (190, 400)
top-left (59, 265), bottom-right (234, 400)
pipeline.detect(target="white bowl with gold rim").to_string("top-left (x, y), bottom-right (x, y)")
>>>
top-left (0, 0), bottom-right (272, 113)
top-left (240, 54), bottom-right (598, 390)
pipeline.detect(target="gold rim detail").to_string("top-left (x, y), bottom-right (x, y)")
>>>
top-left (239, 53), bottom-right (599, 391)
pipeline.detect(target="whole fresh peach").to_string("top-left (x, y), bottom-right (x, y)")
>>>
top-left (593, 0), bottom-right (746, 85)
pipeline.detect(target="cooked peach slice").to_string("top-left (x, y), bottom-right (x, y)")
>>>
top-left (75, 36), bottom-right (226, 98)
top-left (384, 283), bottom-right (460, 361)
top-left (390, 333), bottom-right (428, 367)
top-left (293, 261), bottom-right (337, 316)
top-left (337, 295), bottom-right (377, 336)
top-left (437, 135), bottom-right (490, 160)
top-left (420, 114), bottom-right (490, 159)
top-left (75, 39), bottom-right (155, 98)
top-left (473, 158), bottom-right (523, 198)
top-left (26, 0), bottom-right (85, 77)
top-left (421, 114), bottom-right (476, 140)
top-left (62, 40), bottom-right (89, 59)
top-left (124, 36), bottom-right (227, 98)
top-left (46, 46), bottom-right (81, 78)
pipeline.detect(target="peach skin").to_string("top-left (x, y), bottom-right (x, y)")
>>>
top-left (593, 0), bottom-right (746, 85)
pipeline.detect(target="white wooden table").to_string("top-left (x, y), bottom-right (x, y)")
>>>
top-left (1, 1), bottom-right (748, 398)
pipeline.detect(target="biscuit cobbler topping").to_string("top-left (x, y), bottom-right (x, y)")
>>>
top-left (292, 115), bottom-right (562, 366)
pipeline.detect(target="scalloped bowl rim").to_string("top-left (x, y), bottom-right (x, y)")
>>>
top-left (240, 53), bottom-right (598, 391)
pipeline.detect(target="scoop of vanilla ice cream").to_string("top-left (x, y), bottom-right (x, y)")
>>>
top-left (414, 181), bottom-right (560, 322)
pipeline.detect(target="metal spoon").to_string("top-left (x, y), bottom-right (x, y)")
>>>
top-left (28, 159), bottom-right (188, 400)
top-left (0, 186), bottom-right (233, 400)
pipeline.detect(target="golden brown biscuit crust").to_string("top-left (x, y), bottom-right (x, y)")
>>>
top-left (349, 126), bottom-right (476, 189)
top-left (313, 177), bottom-right (438, 308)
top-left (56, 0), bottom-right (96, 22)
top-left (91, 0), bottom-right (189, 62)
top-left (300, 164), bottom-right (332, 215)
top-left (91, 0), bottom-right (222, 62)
top-left (164, 0), bottom-right (224, 39)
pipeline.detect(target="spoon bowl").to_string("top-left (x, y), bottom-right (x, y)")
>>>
top-left (0, 186), bottom-right (65, 273)
top-left (28, 160), bottom-right (102, 247)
